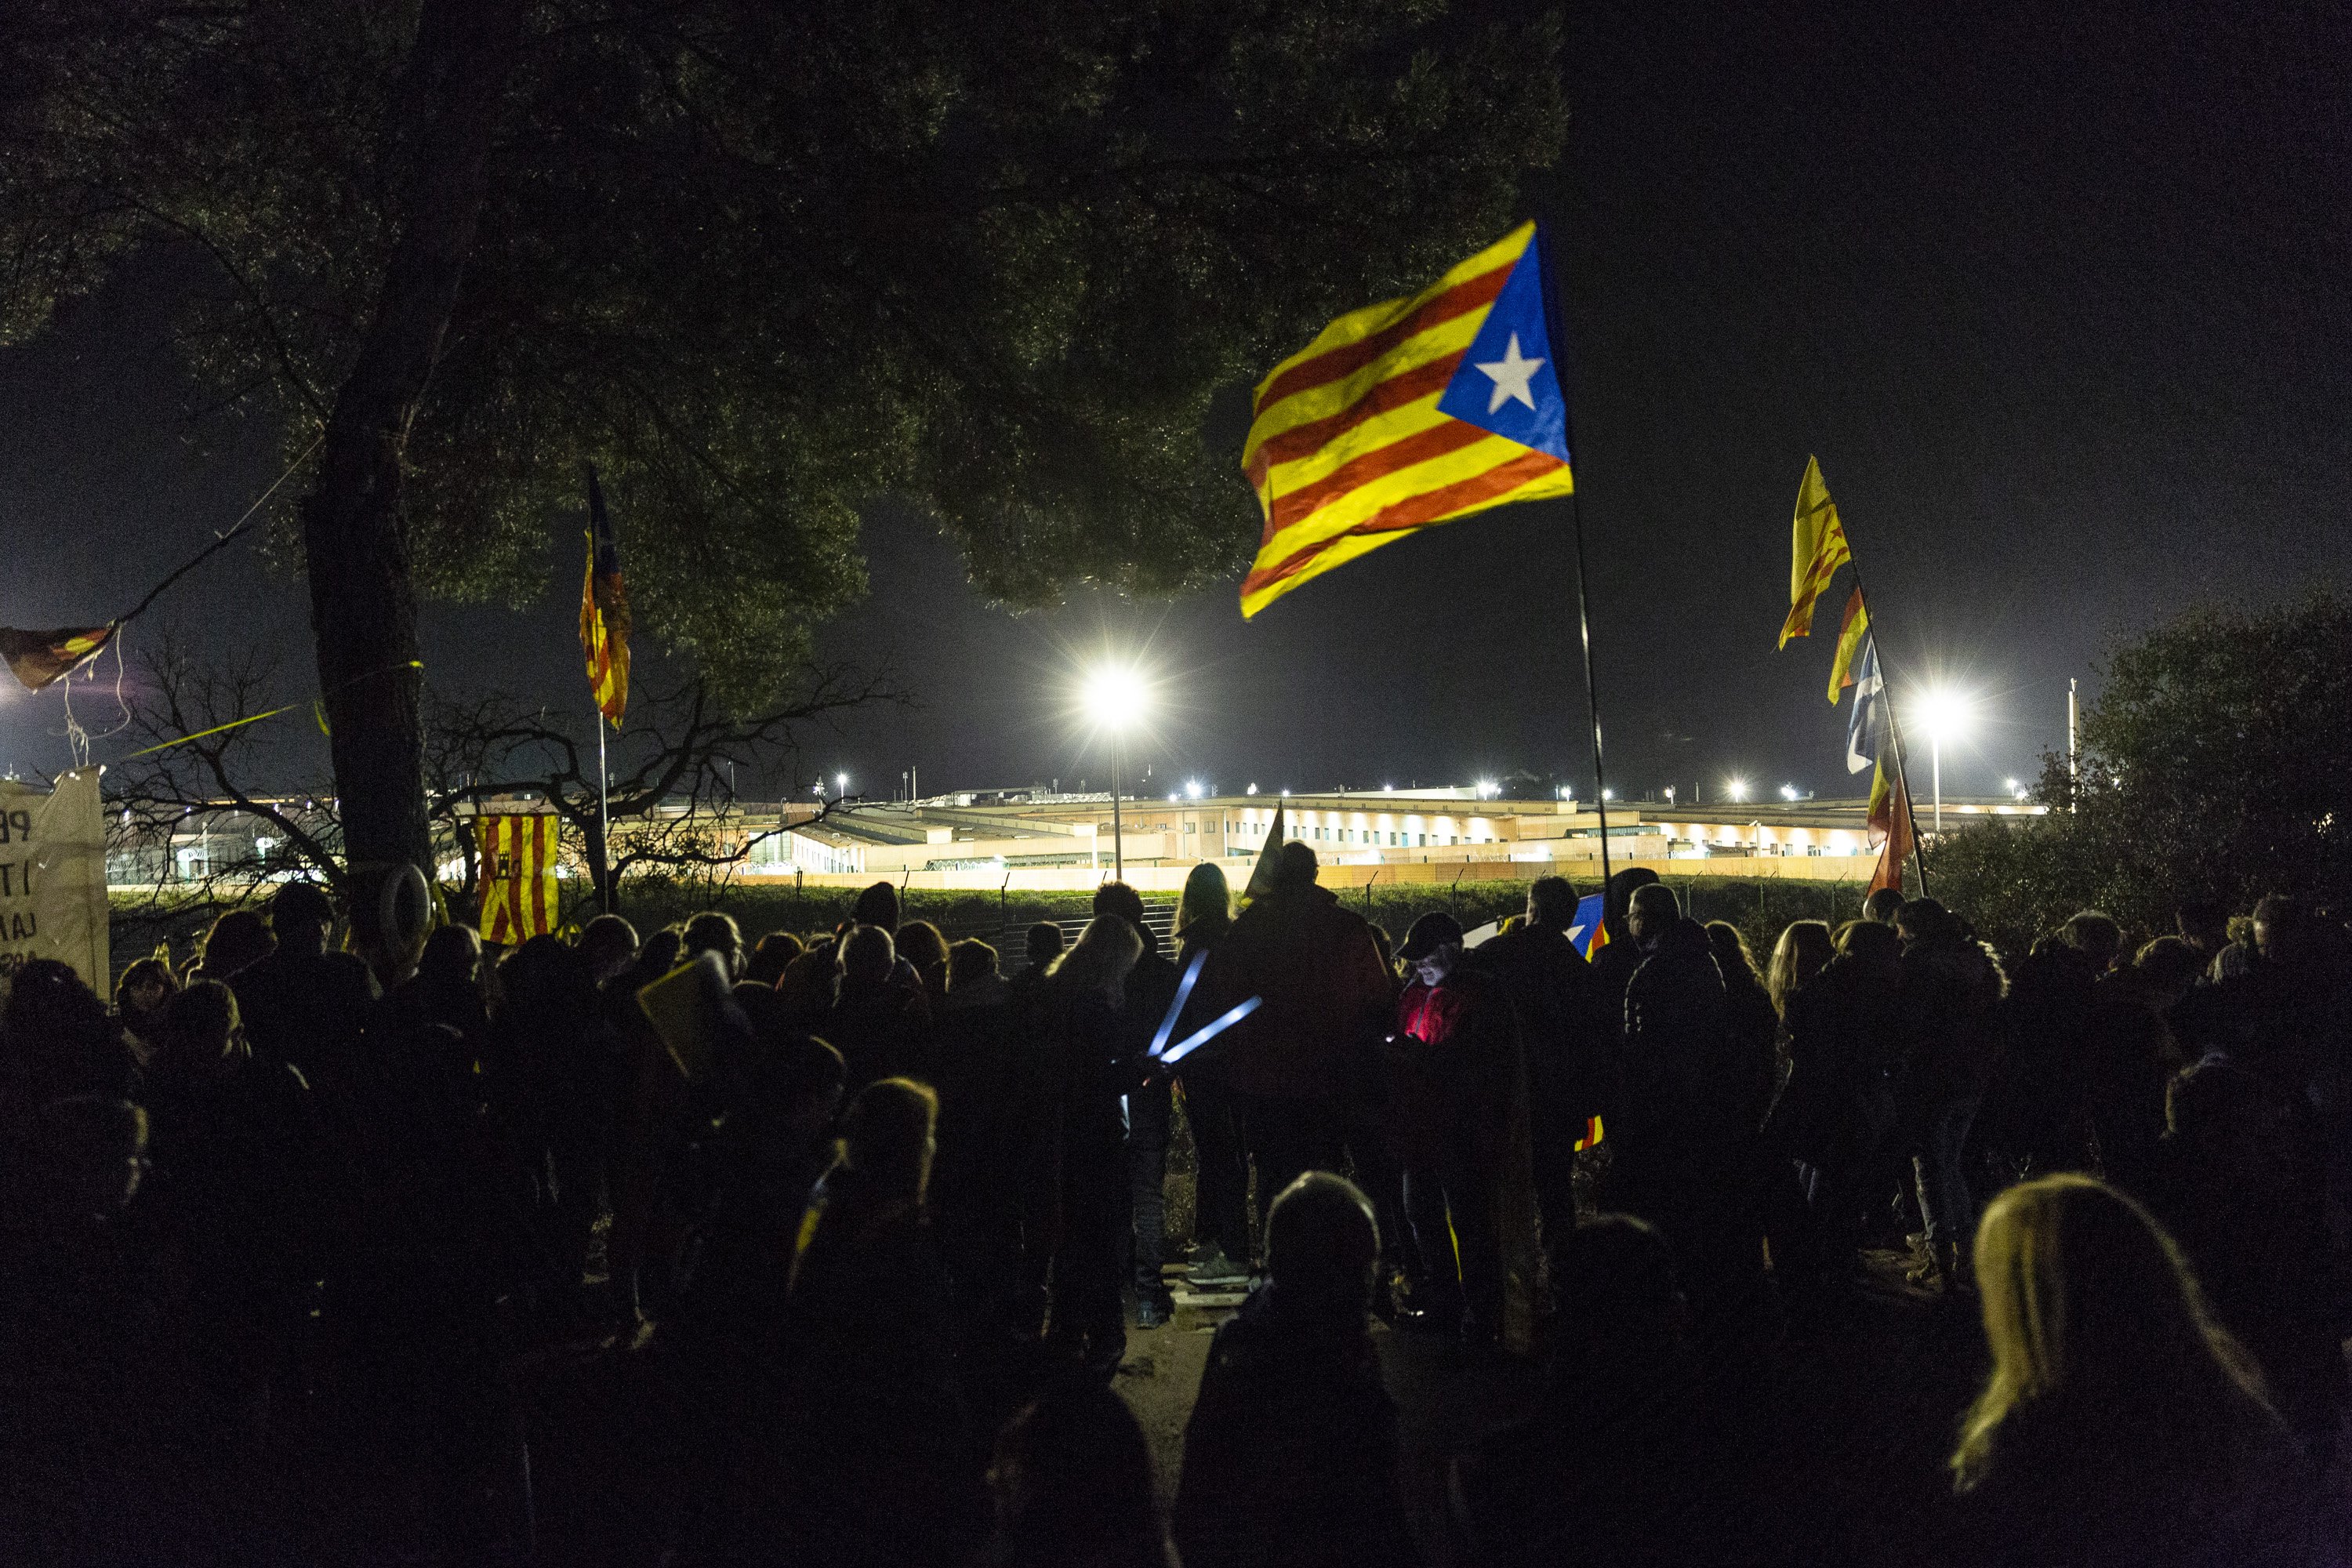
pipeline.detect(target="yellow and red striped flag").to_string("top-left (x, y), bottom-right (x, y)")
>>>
top-left (1239, 222), bottom-right (1573, 619)
top-left (1779, 456), bottom-right (1851, 647)
top-left (1827, 587), bottom-right (1870, 702)
top-left (476, 814), bottom-right (561, 944)
top-left (580, 467), bottom-right (630, 728)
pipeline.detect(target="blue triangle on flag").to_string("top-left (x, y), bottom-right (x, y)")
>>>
top-left (1437, 229), bottom-right (1571, 463)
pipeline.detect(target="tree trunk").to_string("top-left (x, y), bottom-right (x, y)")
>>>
top-left (299, 0), bottom-right (524, 884)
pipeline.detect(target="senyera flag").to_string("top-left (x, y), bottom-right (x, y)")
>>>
top-left (1240, 222), bottom-right (1573, 619)
top-left (580, 466), bottom-right (630, 728)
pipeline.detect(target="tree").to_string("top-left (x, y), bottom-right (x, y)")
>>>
top-left (1, 0), bottom-right (1569, 902)
top-left (1933, 592), bottom-right (2352, 950)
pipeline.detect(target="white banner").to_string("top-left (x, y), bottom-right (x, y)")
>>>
top-left (0, 768), bottom-right (109, 996)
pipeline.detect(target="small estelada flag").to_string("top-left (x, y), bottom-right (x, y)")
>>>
top-left (580, 467), bottom-right (630, 729)
top-left (0, 624), bottom-right (115, 692)
top-left (1239, 222), bottom-right (1574, 619)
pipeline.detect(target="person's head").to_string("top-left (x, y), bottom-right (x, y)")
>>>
top-left (948, 938), bottom-right (1000, 990)
top-left (775, 945), bottom-right (840, 1018)
top-left (31, 1095), bottom-right (150, 1221)
top-left (1092, 880), bottom-right (1149, 942)
top-left (1526, 876), bottom-right (1578, 931)
top-left (1626, 882), bottom-right (1679, 945)
top-left (836, 1076), bottom-right (938, 1203)
top-left (415, 923), bottom-right (483, 989)
top-left (1862, 887), bottom-right (1906, 924)
top-left (1177, 862), bottom-right (1234, 944)
top-left (1275, 839), bottom-right (1319, 891)
top-left (579, 913), bottom-right (640, 984)
top-left (158, 980), bottom-right (245, 1076)
top-left (1025, 920), bottom-right (1066, 973)
top-left (1895, 897), bottom-right (1961, 951)
top-left (2165, 1054), bottom-right (2298, 1158)
top-left (2251, 893), bottom-right (2303, 961)
top-left (776, 1039), bottom-right (848, 1149)
top-left (2061, 909), bottom-right (2124, 972)
top-left (1605, 866), bottom-right (1662, 929)
top-left (895, 920), bottom-right (950, 993)
top-left (1265, 1171), bottom-right (1379, 1316)
top-left (681, 911), bottom-right (745, 979)
top-left (2131, 935), bottom-right (2205, 1010)
top-left (2173, 900), bottom-right (2229, 956)
top-left (837, 924), bottom-right (896, 989)
top-left (113, 957), bottom-right (179, 1025)
top-left (1834, 917), bottom-right (1903, 971)
top-left (746, 931), bottom-right (804, 987)
top-left (1766, 920), bottom-right (1836, 1017)
top-left (266, 881), bottom-right (336, 956)
top-left (1551, 1214), bottom-right (1686, 1376)
top-left (1704, 922), bottom-right (1761, 988)
top-left (1954, 1174), bottom-right (2276, 1492)
top-left (1048, 914), bottom-right (1143, 1007)
top-left (851, 880), bottom-right (901, 934)
top-left (199, 908), bottom-right (275, 979)
top-left (986, 1383), bottom-right (1163, 1568)
top-left (1396, 911), bottom-right (1465, 985)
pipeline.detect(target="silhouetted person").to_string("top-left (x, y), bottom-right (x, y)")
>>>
top-left (1, 957), bottom-right (132, 1112)
top-left (931, 938), bottom-right (1047, 1347)
top-left (1589, 866), bottom-right (1664, 1024)
top-left (898, 919), bottom-right (952, 1004)
top-left (775, 1077), bottom-right (981, 1566)
top-left (1097, 880), bottom-right (1180, 1327)
top-left (1174, 1172), bottom-right (1418, 1568)
top-left (1892, 898), bottom-right (2006, 1290)
top-left (1040, 916), bottom-right (1144, 1378)
top-left (1706, 920), bottom-right (1779, 1134)
top-left (1174, 862), bottom-right (1253, 1286)
top-left (822, 924), bottom-right (931, 1091)
top-left (579, 912), bottom-right (641, 985)
top-left (2174, 899), bottom-right (2230, 964)
top-left (681, 910), bottom-right (746, 981)
top-left (851, 879), bottom-right (902, 934)
top-left (1450, 1215), bottom-right (1730, 1566)
top-left (231, 880), bottom-right (378, 1094)
top-left (1952, 1174), bottom-right (2330, 1566)
top-left (191, 908), bottom-right (274, 985)
top-left (746, 930), bottom-right (803, 987)
top-left (1194, 840), bottom-right (1392, 1210)
top-left (1602, 884), bottom-right (1733, 1258)
top-left (1768, 920), bottom-right (1903, 1271)
top-left (2147, 1058), bottom-right (2348, 1464)
top-left (1387, 912), bottom-right (1526, 1352)
top-left (1861, 887), bottom-right (1904, 925)
top-left (381, 923), bottom-right (492, 1065)
top-left (979, 1383), bottom-right (1170, 1568)
top-left (112, 956), bottom-right (179, 1061)
top-left (1475, 876), bottom-right (1607, 1252)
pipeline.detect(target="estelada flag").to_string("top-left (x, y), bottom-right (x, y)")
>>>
top-left (1239, 222), bottom-right (1574, 619)
top-left (1779, 456), bottom-right (1851, 647)
top-left (580, 467), bottom-right (630, 728)
top-left (0, 624), bottom-right (115, 692)
top-left (476, 814), bottom-right (561, 944)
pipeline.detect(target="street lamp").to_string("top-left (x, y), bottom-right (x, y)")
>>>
top-left (1725, 777), bottom-right (1749, 804)
top-left (1779, 783), bottom-right (1799, 802)
top-left (1912, 688), bottom-right (1975, 833)
top-left (1081, 662), bottom-right (1151, 876)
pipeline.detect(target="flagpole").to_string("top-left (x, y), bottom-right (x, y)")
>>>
top-left (597, 711), bottom-right (612, 913)
top-left (1842, 558), bottom-right (1929, 897)
top-left (1535, 220), bottom-right (1614, 901)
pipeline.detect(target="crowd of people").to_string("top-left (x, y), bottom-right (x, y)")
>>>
top-left (1, 847), bottom-right (2347, 1564)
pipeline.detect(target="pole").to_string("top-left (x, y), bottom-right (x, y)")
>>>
top-left (1840, 554), bottom-right (1929, 897)
top-left (1933, 734), bottom-right (1942, 834)
top-left (1535, 227), bottom-right (1614, 903)
top-left (596, 712), bottom-right (612, 913)
top-left (1111, 732), bottom-right (1125, 879)
top-left (2067, 678), bottom-right (2078, 789)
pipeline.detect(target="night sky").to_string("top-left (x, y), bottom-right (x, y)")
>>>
top-left (3, 2), bottom-right (2346, 805)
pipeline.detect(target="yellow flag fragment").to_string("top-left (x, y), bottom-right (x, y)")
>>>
top-left (1779, 456), bottom-right (1851, 647)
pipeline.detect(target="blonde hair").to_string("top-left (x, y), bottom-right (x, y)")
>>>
top-left (1952, 1174), bottom-right (2276, 1492)
top-left (1048, 914), bottom-right (1143, 1008)
top-left (1175, 862), bottom-right (1234, 945)
top-left (1766, 920), bottom-right (1835, 1018)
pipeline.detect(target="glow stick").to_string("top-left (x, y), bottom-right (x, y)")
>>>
top-left (1160, 996), bottom-right (1261, 1065)
top-left (1149, 949), bottom-right (1208, 1059)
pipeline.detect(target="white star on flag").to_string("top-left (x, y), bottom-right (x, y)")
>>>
top-left (1475, 332), bottom-right (1544, 414)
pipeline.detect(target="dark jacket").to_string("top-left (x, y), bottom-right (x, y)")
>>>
top-left (1195, 882), bottom-right (1392, 1102)
top-left (1767, 949), bottom-right (1901, 1171)
top-left (1173, 1282), bottom-right (1419, 1568)
top-left (1893, 934), bottom-right (2006, 1120)
top-left (1387, 965), bottom-right (1522, 1171)
top-left (231, 946), bottom-right (379, 1094)
top-left (820, 979), bottom-right (932, 1093)
top-left (1475, 924), bottom-right (1610, 1129)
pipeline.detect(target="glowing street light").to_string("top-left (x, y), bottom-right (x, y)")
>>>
top-left (1725, 777), bottom-right (1750, 804)
top-left (1779, 784), bottom-right (1800, 802)
top-left (1080, 662), bottom-right (1153, 876)
top-left (835, 771), bottom-right (849, 796)
top-left (1185, 779), bottom-right (1203, 800)
top-left (1600, 788), bottom-right (1616, 802)
top-left (1911, 687), bottom-right (1976, 833)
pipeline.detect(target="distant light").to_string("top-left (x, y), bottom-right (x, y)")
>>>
top-left (1912, 686), bottom-right (1976, 746)
top-left (1280, 789), bottom-right (1290, 797)
top-left (1663, 786), bottom-right (1676, 804)
top-left (836, 771), bottom-right (848, 793)
top-left (1779, 783), bottom-right (1799, 801)
top-left (1725, 777), bottom-right (1749, 803)
top-left (1600, 789), bottom-right (1616, 802)
top-left (1167, 791), bottom-right (1180, 802)
top-left (1382, 783), bottom-right (1395, 793)
top-left (1185, 779), bottom-right (1203, 800)
top-left (1478, 779), bottom-right (1498, 798)
top-left (1246, 782), bottom-right (1258, 796)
